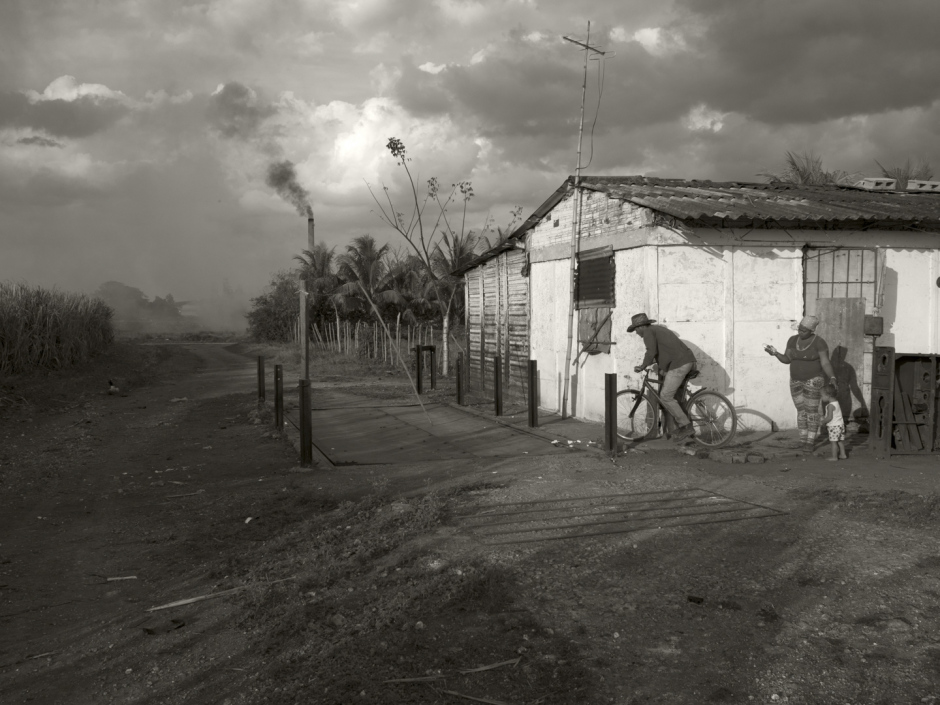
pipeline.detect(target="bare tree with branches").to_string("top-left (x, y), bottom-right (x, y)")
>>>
top-left (366, 137), bottom-right (486, 376)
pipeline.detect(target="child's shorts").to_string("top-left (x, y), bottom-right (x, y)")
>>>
top-left (828, 424), bottom-right (846, 442)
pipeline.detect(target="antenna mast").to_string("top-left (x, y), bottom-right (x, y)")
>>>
top-left (560, 22), bottom-right (606, 420)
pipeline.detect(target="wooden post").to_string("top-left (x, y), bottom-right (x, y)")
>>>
top-left (428, 346), bottom-right (436, 390)
top-left (256, 356), bottom-right (265, 403)
top-left (528, 360), bottom-right (539, 428)
top-left (494, 355), bottom-right (503, 416)
top-left (415, 345), bottom-right (423, 394)
top-left (456, 352), bottom-right (465, 405)
top-left (605, 373), bottom-right (617, 456)
top-left (299, 379), bottom-right (312, 466)
top-left (274, 365), bottom-right (283, 431)
top-left (299, 288), bottom-right (309, 380)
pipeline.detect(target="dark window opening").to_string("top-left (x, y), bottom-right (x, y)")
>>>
top-left (576, 246), bottom-right (615, 309)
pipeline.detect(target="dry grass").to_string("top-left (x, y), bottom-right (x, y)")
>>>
top-left (0, 282), bottom-right (113, 375)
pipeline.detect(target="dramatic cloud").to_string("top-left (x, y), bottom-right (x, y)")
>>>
top-left (206, 81), bottom-right (277, 140)
top-left (17, 135), bottom-right (63, 148)
top-left (2, 0), bottom-right (939, 317)
top-left (0, 87), bottom-right (129, 138)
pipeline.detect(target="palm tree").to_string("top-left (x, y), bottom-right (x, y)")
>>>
top-left (759, 151), bottom-right (859, 186)
top-left (294, 243), bottom-right (340, 345)
top-left (478, 206), bottom-right (523, 252)
top-left (333, 235), bottom-right (395, 309)
top-left (875, 157), bottom-right (933, 190)
top-left (383, 251), bottom-right (427, 358)
top-left (429, 228), bottom-right (482, 357)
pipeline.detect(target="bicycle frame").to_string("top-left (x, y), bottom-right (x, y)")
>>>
top-left (627, 369), bottom-right (694, 428)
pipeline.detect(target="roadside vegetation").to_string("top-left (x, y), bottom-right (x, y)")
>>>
top-left (0, 281), bottom-right (113, 376)
top-left (250, 138), bottom-right (521, 378)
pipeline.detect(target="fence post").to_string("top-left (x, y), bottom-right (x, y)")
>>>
top-left (257, 356), bottom-right (265, 403)
top-left (299, 289), bottom-right (309, 380)
top-left (299, 379), bottom-right (312, 467)
top-left (528, 360), bottom-right (539, 428)
top-left (456, 352), bottom-right (464, 405)
top-left (274, 364), bottom-right (283, 431)
top-left (605, 373), bottom-right (617, 456)
top-left (428, 346), bottom-right (436, 390)
top-left (415, 345), bottom-right (423, 394)
top-left (494, 355), bottom-right (503, 416)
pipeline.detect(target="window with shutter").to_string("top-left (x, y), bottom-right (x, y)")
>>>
top-left (576, 246), bottom-right (615, 308)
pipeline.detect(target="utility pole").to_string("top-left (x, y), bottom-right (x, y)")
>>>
top-left (560, 22), bottom-right (606, 419)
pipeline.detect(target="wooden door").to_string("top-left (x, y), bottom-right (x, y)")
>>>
top-left (814, 298), bottom-right (866, 421)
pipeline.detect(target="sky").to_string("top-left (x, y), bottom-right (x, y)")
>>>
top-left (2, 0), bottom-right (940, 319)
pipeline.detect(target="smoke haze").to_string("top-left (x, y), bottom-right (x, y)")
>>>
top-left (265, 160), bottom-right (313, 218)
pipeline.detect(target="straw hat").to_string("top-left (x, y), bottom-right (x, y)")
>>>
top-left (627, 313), bottom-right (657, 332)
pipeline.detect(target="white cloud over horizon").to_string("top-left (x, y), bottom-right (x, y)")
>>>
top-left (2, 0), bottom-right (940, 314)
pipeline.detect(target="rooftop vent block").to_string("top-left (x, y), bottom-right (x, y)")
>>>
top-left (854, 178), bottom-right (898, 191)
top-left (907, 180), bottom-right (940, 192)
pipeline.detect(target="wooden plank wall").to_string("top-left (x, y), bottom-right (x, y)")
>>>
top-left (466, 268), bottom-right (483, 385)
top-left (464, 250), bottom-right (529, 401)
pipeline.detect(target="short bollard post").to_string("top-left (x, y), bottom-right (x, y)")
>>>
top-left (256, 356), bottom-right (265, 403)
top-left (605, 373), bottom-right (618, 456)
top-left (456, 353), bottom-right (465, 405)
top-left (274, 365), bottom-right (283, 431)
top-left (494, 355), bottom-right (503, 416)
top-left (299, 379), bottom-right (312, 467)
top-left (415, 345), bottom-right (423, 394)
top-left (527, 360), bottom-right (539, 428)
top-left (428, 346), bottom-right (436, 390)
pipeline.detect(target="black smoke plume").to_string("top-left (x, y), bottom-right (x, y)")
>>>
top-left (266, 160), bottom-right (313, 218)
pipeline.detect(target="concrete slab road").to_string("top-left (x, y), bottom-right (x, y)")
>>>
top-left (309, 400), bottom-right (565, 466)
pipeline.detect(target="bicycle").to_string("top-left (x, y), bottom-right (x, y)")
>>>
top-left (617, 367), bottom-right (738, 448)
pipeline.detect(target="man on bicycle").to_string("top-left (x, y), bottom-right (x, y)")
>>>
top-left (628, 313), bottom-right (696, 441)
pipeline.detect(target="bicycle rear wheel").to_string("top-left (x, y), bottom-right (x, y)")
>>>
top-left (616, 389), bottom-right (660, 441)
top-left (686, 390), bottom-right (737, 448)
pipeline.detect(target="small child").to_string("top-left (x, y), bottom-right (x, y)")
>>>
top-left (818, 384), bottom-right (847, 461)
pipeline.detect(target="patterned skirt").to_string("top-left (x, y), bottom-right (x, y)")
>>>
top-left (789, 375), bottom-right (825, 440)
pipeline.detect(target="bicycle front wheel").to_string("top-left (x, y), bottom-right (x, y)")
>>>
top-left (686, 390), bottom-right (737, 448)
top-left (616, 389), bottom-right (660, 441)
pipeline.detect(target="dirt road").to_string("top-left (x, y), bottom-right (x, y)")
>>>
top-left (3, 343), bottom-right (940, 705)
top-left (0, 344), bottom-right (305, 703)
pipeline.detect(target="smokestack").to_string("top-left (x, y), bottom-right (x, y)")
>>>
top-left (307, 217), bottom-right (315, 252)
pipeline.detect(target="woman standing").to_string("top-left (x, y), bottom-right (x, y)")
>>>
top-left (765, 315), bottom-right (838, 453)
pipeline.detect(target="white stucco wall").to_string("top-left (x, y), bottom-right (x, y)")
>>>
top-left (523, 186), bottom-right (940, 430)
top-left (877, 249), bottom-right (940, 354)
top-left (529, 259), bottom-right (570, 412)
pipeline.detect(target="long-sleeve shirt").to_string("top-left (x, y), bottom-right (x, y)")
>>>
top-left (639, 324), bottom-right (696, 373)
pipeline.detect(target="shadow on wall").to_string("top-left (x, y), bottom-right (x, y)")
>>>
top-left (830, 344), bottom-right (869, 423)
top-left (877, 266), bottom-right (898, 348)
top-left (683, 340), bottom-right (732, 396)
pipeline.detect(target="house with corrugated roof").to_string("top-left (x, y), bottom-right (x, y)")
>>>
top-left (457, 175), bottom-right (940, 433)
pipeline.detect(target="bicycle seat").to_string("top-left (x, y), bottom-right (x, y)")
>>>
top-left (686, 370), bottom-right (701, 380)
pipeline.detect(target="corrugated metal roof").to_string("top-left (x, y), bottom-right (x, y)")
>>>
top-left (580, 176), bottom-right (940, 228)
top-left (455, 175), bottom-right (940, 274)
